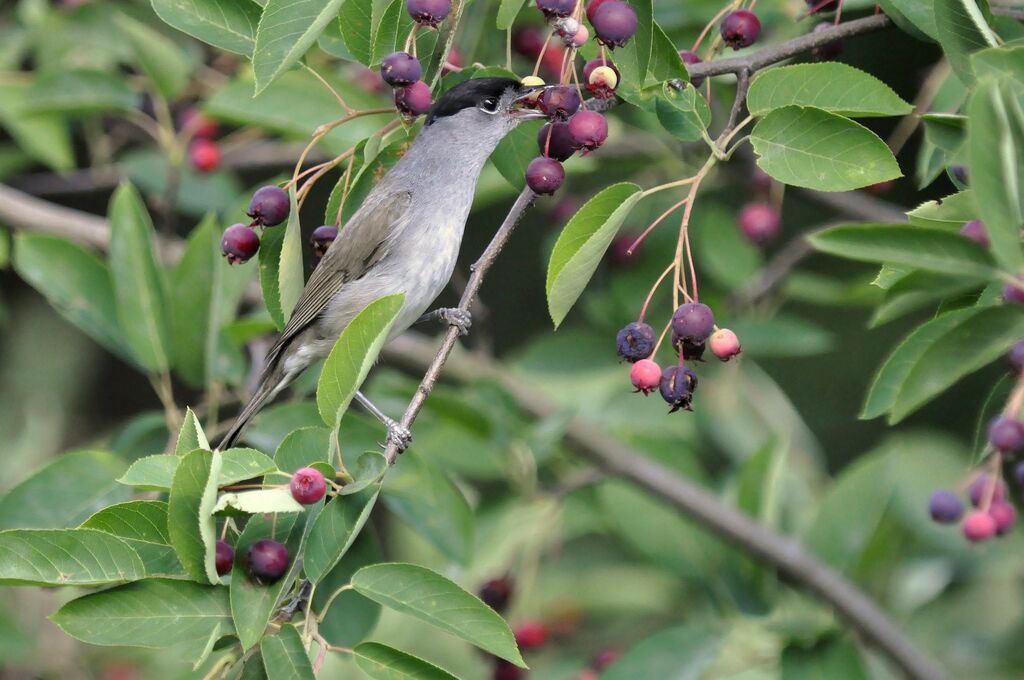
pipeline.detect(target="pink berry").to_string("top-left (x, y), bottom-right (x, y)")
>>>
top-left (720, 10), bottom-right (761, 50)
top-left (739, 202), bottom-right (781, 244)
top-left (221, 224), bottom-right (260, 265)
top-left (290, 467), bottom-right (327, 504)
top-left (630, 359), bottom-right (661, 394)
top-left (189, 138), bottom-right (221, 172)
top-left (567, 110), bottom-right (608, 151)
top-left (525, 156), bottom-right (565, 195)
top-left (179, 107), bottom-right (218, 138)
top-left (1002, 283), bottom-right (1024, 306)
top-left (989, 502), bottom-right (1017, 535)
top-left (570, 24), bottom-right (590, 47)
top-left (514, 621), bottom-right (549, 649)
top-left (709, 328), bottom-right (741, 361)
top-left (394, 80), bottom-right (432, 117)
top-left (963, 511), bottom-right (997, 542)
top-left (959, 219), bottom-right (989, 247)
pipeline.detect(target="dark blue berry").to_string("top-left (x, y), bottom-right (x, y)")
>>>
top-left (616, 322), bottom-right (655, 362)
top-left (928, 489), bottom-right (963, 524)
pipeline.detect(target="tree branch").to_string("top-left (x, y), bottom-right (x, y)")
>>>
top-left (383, 332), bottom-right (944, 680)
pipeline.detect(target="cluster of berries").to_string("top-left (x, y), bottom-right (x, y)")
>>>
top-left (213, 467), bottom-right (328, 580)
top-left (618, 303), bottom-right (741, 412)
top-left (929, 342), bottom-right (1024, 542)
top-left (220, 185), bottom-right (339, 266)
top-left (376, 0), bottom-right (455, 117)
top-left (181, 107), bottom-right (221, 173)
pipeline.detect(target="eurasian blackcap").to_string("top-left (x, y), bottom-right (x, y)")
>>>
top-left (221, 77), bottom-right (544, 450)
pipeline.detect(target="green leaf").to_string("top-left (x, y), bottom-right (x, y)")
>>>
top-left (213, 488), bottom-right (306, 514)
top-left (261, 625), bottom-right (315, 679)
top-left (119, 148), bottom-right (244, 219)
top-left (546, 183), bottom-right (642, 327)
top-left (252, 0), bottom-right (346, 94)
top-left (612, 0), bottom-right (652, 96)
top-left (313, 533), bottom-right (382, 647)
top-left (259, 220), bottom-right (287, 330)
top-left (782, 636), bottom-right (871, 679)
top-left (0, 81), bottom-right (74, 171)
top-left (12, 234), bottom-right (131, 362)
top-left (152, 0), bottom-right (263, 56)
top-left (647, 22), bottom-right (688, 82)
top-left (116, 12), bottom-right (191, 100)
top-left (496, 0), bottom-right (528, 30)
top-left (383, 453), bottom-right (473, 564)
top-left (354, 642), bottom-right (459, 680)
top-left (870, 272), bottom-right (982, 326)
top-left (351, 563), bottom-right (525, 667)
top-left (230, 510), bottom-right (313, 649)
top-left (82, 501), bottom-right (185, 579)
top-left (23, 70), bottom-right (138, 115)
top-left (278, 187), bottom-right (304, 324)
top-left (303, 487), bottom-right (379, 583)
top-left (935, 0), bottom-right (997, 82)
top-left (602, 624), bottom-right (723, 680)
top-left (751, 107), bottom-right (902, 191)
top-left (972, 45), bottom-right (1024, 81)
top-left (747, 64), bottom-right (912, 117)
top-left (878, 0), bottom-right (938, 41)
top-left (108, 183), bottom-right (172, 373)
top-left (176, 407), bottom-right (211, 456)
top-left (967, 77), bottom-right (1024, 273)
top-left (121, 448), bottom-right (278, 491)
top-left (118, 455), bottom-right (179, 490)
top-left (656, 83), bottom-right (710, 141)
top-left (370, 0), bottom-right (404, 67)
top-left (316, 293), bottom-right (406, 427)
top-left (53, 578), bottom-right (233, 657)
top-left (274, 426), bottom-right (332, 473)
top-left (0, 450), bottom-right (129, 530)
top-left (808, 224), bottom-right (996, 278)
top-left (341, 451), bottom-right (388, 495)
top-left (0, 529), bottom-right (144, 586)
top-left (168, 449), bottom-right (223, 583)
top-left (922, 113), bottom-right (966, 153)
top-left (338, 0), bottom-right (373, 65)
top-left (907, 190), bottom-right (976, 228)
top-left (491, 120), bottom-right (544, 189)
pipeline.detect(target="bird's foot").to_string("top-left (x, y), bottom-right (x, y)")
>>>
top-left (383, 417), bottom-right (412, 453)
top-left (437, 307), bottom-right (472, 336)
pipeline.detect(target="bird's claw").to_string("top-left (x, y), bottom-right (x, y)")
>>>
top-left (438, 308), bottom-right (472, 336)
top-left (382, 418), bottom-right (412, 453)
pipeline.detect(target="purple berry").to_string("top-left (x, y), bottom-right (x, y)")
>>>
top-left (1015, 461), bottom-right (1024, 487)
top-left (525, 156), bottom-right (565, 195)
top-left (739, 202), bottom-right (781, 244)
top-left (989, 502), bottom-right (1017, 535)
top-left (1002, 283), bottom-right (1024, 306)
top-left (394, 80), bottom-right (433, 117)
top-left (247, 185), bottom-right (290, 226)
top-left (952, 165), bottom-right (969, 185)
top-left (247, 538), bottom-right (289, 581)
top-left (928, 489), bottom-right (964, 524)
top-left (671, 302), bottom-right (715, 343)
top-left (310, 225), bottom-right (338, 263)
top-left (959, 219), bottom-right (989, 247)
top-left (591, 0), bottom-right (638, 49)
top-left (585, 0), bottom-right (612, 24)
top-left (671, 330), bottom-right (706, 361)
top-left (290, 467), bottom-right (327, 504)
top-left (513, 26), bottom-right (547, 58)
top-left (988, 416), bottom-right (1024, 453)
top-left (1008, 340), bottom-right (1024, 373)
top-left (540, 86), bottom-right (581, 120)
top-left (963, 511), bottom-right (997, 542)
top-left (221, 224), bottom-right (260, 265)
top-left (407, 0), bottom-right (451, 26)
top-left (478, 578), bottom-right (513, 611)
top-left (810, 22), bottom-right (843, 61)
top-left (215, 539), bottom-right (234, 576)
top-left (567, 110), bottom-right (608, 151)
top-left (537, 0), bottom-right (575, 19)
top-left (537, 122), bottom-right (577, 162)
top-left (969, 474), bottom-right (1007, 507)
top-left (380, 51), bottom-right (422, 87)
top-left (720, 10), bottom-right (761, 50)
top-left (659, 364), bottom-right (697, 413)
top-left (616, 321), bottom-right (655, 362)
top-left (679, 50), bottom-right (704, 88)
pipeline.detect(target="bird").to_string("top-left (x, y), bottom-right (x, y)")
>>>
top-left (220, 77), bottom-right (544, 451)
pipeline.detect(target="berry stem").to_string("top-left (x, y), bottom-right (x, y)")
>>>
top-left (405, 24), bottom-right (419, 54)
top-left (531, 29), bottom-right (557, 78)
top-left (626, 196), bottom-right (689, 254)
top-left (684, 224), bottom-right (699, 302)
top-left (301, 63), bottom-right (354, 115)
top-left (980, 452), bottom-right (1003, 512)
top-left (638, 263), bottom-right (676, 322)
top-left (316, 584), bottom-right (354, 624)
top-left (1003, 370), bottom-right (1024, 417)
top-left (641, 176), bottom-right (697, 198)
top-left (650, 318), bottom-right (674, 358)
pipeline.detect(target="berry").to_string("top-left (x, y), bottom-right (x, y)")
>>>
top-left (541, 44), bottom-right (566, 76)
top-left (1003, 283), bottom-right (1024, 306)
top-left (525, 156), bottom-right (565, 195)
top-left (537, 122), bottom-right (577, 162)
top-left (607, 234), bottom-right (637, 267)
top-left (988, 417), bottom-right (1024, 453)
top-left (679, 50), bottom-right (704, 88)
top-left (290, 467), bottom-right (327, 504)
top-left (709, 328), bottom-right (742, 361)
top-left (720, 10), bottom-right (761, 50)
top-left (570, 24), bottom-right (590, 48)
top-left (442, 45), bottom-right (462, 75)
top-left (1016, 461), bottom-right (1024, 487)
top-left (671, 302), bottom-right (715, 344)
top-left (952, 165), bottom-right (969, 185)
top-left (968, 474), bottom-right (1007, 507)
top-left (616, 321), bottom-right (655, 361)
top-left (189, 138), bottom-right (221, 172)
top-left (963, 510), bottom-right (997, 542)
top-left (1008, 340), bottom-right (1024, 373)
top-left (672, 331), bottom-right (706, 361)
top-left (660, 365), bottom-right (697, 412)
top-left (247, 538), bottom-right (289, 581)
top-left (247, 185), bottom-right (290, 226)
top-left (407, 0), bottom-right (450, 27)
top-left (630, 359), bottom-right (661, 394)
top-left (394, 80), bottom-right (433, 117)
top-left (591, 648), bottom-right (620, 671)
top-left (810, 22), bottom-right (843, 61)
top-left (540, 86), bottom-right (581, 120)
top-left (513, 26), bottom-right (547, 58)
top-left (583, 58), bottom-right (619, 83)
top-left (493, 659), bottom-right (522, 680)
top-left (751, 165), bottom-right (772, 193)
top-left (478, 578), bottom-right (513, 611)
top-left (553, 16), bottom-right (580, 42)
top-left (537, 0), bottom-right (575, 18)
top-left (221, 224), bottom-right (260, 265)
top-left (215, 539), bottom-right (234, 576)
top-left (310, 225), bottom-right (338, 264)
top-left (989, 502), bottom-right (1017, 535)
top-left (585, 63), bottom-right (619, 97)
top-left (380, 51), bottom-right (422, 87)
top-left (179, 107), bottom-right (218, 138)
top-left (514, 621), bottom-right (549, 649)
top-left (959, 219), bottom-right (989, 247)
top-left (521, 75), bottom-right (546, 88)
top-left (585, 0), bottom-right (612, 24)
top-left (739, 202), bottom-right (781, 244)
top-left (551, 196), bottom-right (581, 222)
top-left (928, 489), bottom-right (964, 524)
top-left (567, 110), bottom-right (608, 151)
top-left (591, 0), bottom-right (638, 48)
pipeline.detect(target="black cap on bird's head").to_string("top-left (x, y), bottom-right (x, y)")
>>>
top-left (425, 77), bottom-right (542, 126)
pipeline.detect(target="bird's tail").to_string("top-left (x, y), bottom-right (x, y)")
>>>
top-left (219, 361), bottom-right (287, 450)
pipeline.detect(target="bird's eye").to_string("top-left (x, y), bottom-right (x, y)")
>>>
top-left (479, 97), bottom-right (499, 114)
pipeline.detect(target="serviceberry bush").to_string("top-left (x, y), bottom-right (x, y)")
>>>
top-left (1, 0), bottom-right (1024, 679)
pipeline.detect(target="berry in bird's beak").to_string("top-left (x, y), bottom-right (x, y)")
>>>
top-left (510, 87), bottom-right (548, 119)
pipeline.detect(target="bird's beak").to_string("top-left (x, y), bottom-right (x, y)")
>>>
top-left (510, 87), bottom-right (548, 120)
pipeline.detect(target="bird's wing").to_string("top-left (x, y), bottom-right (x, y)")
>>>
top-left (264, 188), bottom-right (413, 366)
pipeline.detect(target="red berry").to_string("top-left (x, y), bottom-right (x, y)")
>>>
top-left (963, 510), bottom-right (997, 542)
top-left (671, 302), bottom-right (715, 343)
top-left (442, 45), bottom-right (463, 75)
top-left (493, 659), bottom-right (522, 680)
top-left (537, 0), bottom-right (575, 19)
top-left (541, 44), bottom-right (566, 77)
top-left (630, 359), bottom-right (661, 394)
top-left (1003, 283), bottom-right (1024, 306)
top-left (989, 502), bottom-right (1017, 535)
top-left (959, 219), bottom-right (989, 247)
top-left (179, 107), bottom-right (218, 138)
top-left (968, 474), bottom-right (1007, 507)
top-left (567, 110), bottom-right (608, 151)
top-left (709, 328), bottom-right (741, 361)
top-left (290, 467), bottom-right (327, 504)
top-left (591, 0), bottom-right (638, 48)
top-left (478, 578), bottom-right (513, 611)
top-left (247, 538), bottom-right (289, 581)
top-left (679, 50), bottom-right (704, 87)
top-left (720, 10), bottom-right (761, 50)
top-left (380, 51), bottom-right (422, 87)
top-left (395, 80), bottom-right (433, 117)
top-left (189, 138), bottom-right (221, 172)
top-left (514, 621), bottom-right (549, 649)
top-left (247, 185), bottom-right (290, 227)
top-left (540, 86), bottom-right (581, 120)
top-left (537, 122), bottom-right (577, 162)
top-left (739, 202), bottom-right (781, 244)
top-left (512, 26), bottom-right (546, 58)
top-left (215, 539), bottom-right (234, 576)
top-left (525, 156), bottom-right (565, 195)
top-left (221, 224), bottom-right (260, 265)
top-left (407, 0), bottom-right (451, 27)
